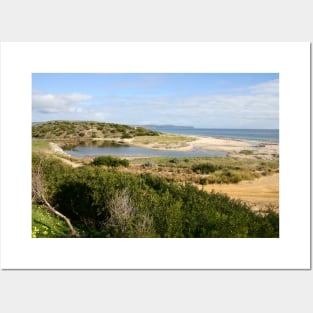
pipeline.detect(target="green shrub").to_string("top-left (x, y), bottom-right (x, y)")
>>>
top-left (121, 133), bottom-right (133, 139)
top-left (92, 156), bottom-right (129, 167)
top-left (199, 177), bottom-right (208, 185)
top-left (32, 154), bottom-right (279, 238)
top-left (215, 170), bottom-right (242, 184)
top-left (169, 158), bottom-right (179, 164)
top-left (240, 150), bottom-right (254, 155)
top-left (192, 163), bottom-right (218, 174)
top-left (132, 127), bottom-right (159, 137)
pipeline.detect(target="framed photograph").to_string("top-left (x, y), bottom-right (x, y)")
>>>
top-left (0, 42), bottom-right (310, 269)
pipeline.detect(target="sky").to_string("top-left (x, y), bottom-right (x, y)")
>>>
top-left (32, 73), bottom-right (279, 129)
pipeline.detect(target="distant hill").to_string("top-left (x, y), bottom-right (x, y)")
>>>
top-left (32, 121), bottom-right (160, 140)
top-left (142, 125), bottom-right (195, 129)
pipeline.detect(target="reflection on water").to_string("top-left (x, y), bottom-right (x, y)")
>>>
top-left (63, 140), bottom-right (128, 149)
top-left (63, 140), bottom-right (226, 158)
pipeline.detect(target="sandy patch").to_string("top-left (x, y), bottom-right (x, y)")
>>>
top-left (201, 173), bottom-right (279, 212)
top-left (49, 142), bottom-right (69, 155)
top-left (54, 156), bottom-right (83, 168)
top-left (48, 142), bottom-right (84, 167)
top-left (192, 136), bottom-right (252, 152)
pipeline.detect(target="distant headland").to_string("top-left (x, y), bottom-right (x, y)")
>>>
top-left (141, 124), bottom-right (195, 129)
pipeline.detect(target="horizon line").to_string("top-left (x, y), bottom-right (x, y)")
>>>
top-left (32, 120), bottom-right (279, 130)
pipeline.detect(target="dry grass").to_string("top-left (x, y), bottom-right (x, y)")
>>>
top-left (132, 134), bottom-right (195, 144)
top-left (129, 134), bottom-right (195, 149)
top-left (121, 156), bottom-right (279, 212)
top-left (201, 173), bottom-right (279, 212)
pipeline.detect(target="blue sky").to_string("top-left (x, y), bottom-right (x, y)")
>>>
top-left (32, 73), bottom-right (279, 128)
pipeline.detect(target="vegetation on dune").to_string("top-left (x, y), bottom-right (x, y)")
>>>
top-left (129, 156), bottom-right (279, 185)
top-left (32, 153), bottom-right (279, 238)
top-left (32, 121), bottom-right (160, 140)
top-left (133, 155), bottom-right (278, 169)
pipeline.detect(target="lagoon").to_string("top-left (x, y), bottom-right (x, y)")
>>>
top-left (63, 141), bottom-right (226, 158)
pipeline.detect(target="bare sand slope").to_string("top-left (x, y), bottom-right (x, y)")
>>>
top-left (202, 173), bottom-right (279, 212)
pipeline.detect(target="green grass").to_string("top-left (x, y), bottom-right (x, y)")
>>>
top-left (32, 204), bottom-right (72, 238)
top-left (32, 140), bottom-right (50, 152)
top-left (240, 149), bottom-right (254, 155)
top-left (32, 140), bottom-right (49, 148)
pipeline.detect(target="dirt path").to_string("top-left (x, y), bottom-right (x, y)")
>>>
top-left (201, 173), bottom-right (279, 212)
top-left (55, 156), bottom-right (83, 168)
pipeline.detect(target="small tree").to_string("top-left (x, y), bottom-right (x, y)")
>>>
top-left (32, 155), bottom-right (80, 237)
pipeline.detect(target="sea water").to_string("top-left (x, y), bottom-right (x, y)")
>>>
top-left (146, 127), bottom-right (279, 142)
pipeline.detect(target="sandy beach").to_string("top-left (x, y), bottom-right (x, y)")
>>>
top-left (125, 134), bottom-right (279, 160)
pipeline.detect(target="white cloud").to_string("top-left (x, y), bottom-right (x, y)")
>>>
top-left (32, 92), bottom-right (92, 114)
top-left (89, 84), bottom-right (278, 127)
top-left (175, 79), bottom-right (278, 127)
top-left (248, 78), bottom-right (279, 96)
top-left (32, 79), bottom-right (279, 128)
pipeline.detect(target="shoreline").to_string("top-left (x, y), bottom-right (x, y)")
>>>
top-left (46, 132), bottom-right (279, 161)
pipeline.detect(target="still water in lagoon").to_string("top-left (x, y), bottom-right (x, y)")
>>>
top-left (63, 141), bottom-right (226, 158)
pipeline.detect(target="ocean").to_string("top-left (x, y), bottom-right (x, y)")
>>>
top-left (145, 127), bottom-right (279, 142)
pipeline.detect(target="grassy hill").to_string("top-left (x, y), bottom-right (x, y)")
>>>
top-left (32, 120), bottom-right (160, 140)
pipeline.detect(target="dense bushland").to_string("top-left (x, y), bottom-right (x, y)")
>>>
top-left (32, 153), bottom-right (279, 238)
